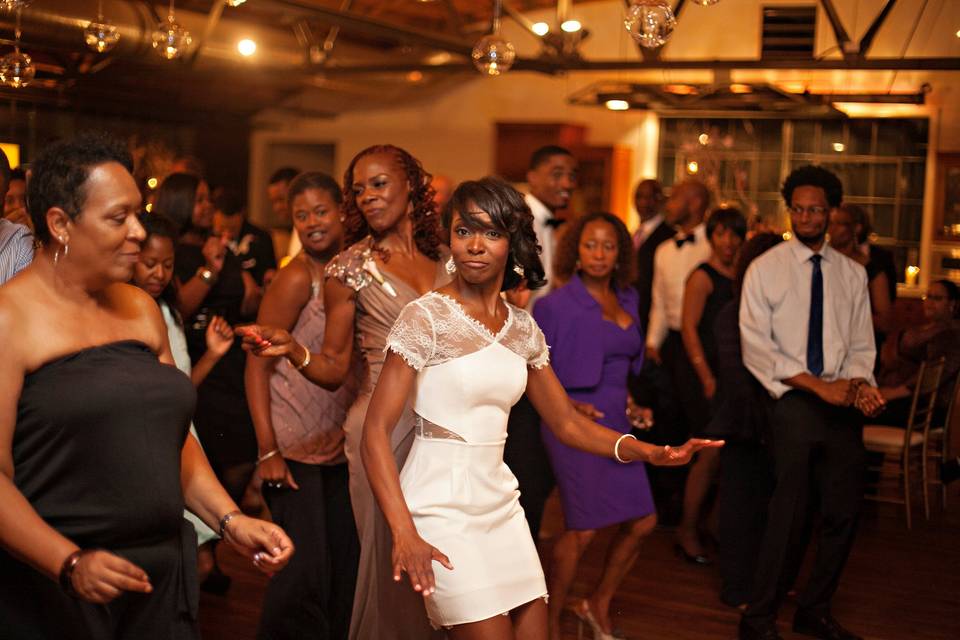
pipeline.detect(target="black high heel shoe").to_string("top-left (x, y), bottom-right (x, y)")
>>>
top-left (674, 542), bottom-right (712, 566)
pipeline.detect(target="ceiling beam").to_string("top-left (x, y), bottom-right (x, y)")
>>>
top-left (261, 0), bottom-right (475, 57)
top-left (858, 0), bottom-right (899, 57)
top-left (313, 56), bottom-right (960, 75)
top-left (819, 0), bottom-right (855, 58)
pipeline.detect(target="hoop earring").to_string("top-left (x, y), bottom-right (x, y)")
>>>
top-left (54, 236), bottom-right (68, 267)
top-left (444, 256), bottom-right (456, 275)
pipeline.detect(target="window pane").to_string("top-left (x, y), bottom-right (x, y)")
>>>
top-left (847, 120), bottom-right (874, 156)
top-left (820, 120), bottom-right (844, 155)
top-left (873, 204), bottom-right (895, 238)
top-left (793, 120), bottom-right (816, 154)
top-left (899, 205), bottom-right (922, 242)
top-left (874, 163), bottom-right (897, 199)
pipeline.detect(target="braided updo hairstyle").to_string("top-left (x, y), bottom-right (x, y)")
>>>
top-left (341, 144), bottom-right (442, 261)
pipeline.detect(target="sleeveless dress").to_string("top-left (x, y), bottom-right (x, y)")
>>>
top-left (259, 257), bottom-right (363, 640)
top-left (691, 262), bottom-right (734, 436)
top-left (535, 283), bottom-right (655, 531)
top-left (325, 237), bottom-right (451, 640)
top-left (385, 292), bottom-right (551, 628)
top-left (0, 341), bottom-right (198, 640)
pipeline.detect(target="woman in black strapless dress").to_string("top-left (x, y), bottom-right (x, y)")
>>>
top-left (0, 133), bottom-right (293, 640)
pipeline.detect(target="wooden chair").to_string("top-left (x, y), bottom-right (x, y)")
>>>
top-left (863, 357), bottom-right (945, 529)
top-left (924, 371), bottom-right (959, 516)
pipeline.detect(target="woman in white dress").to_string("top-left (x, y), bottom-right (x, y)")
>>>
top-left (361, 177), bottom-right (722, 639)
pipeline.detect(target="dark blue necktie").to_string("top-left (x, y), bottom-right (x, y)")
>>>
top-left (807, 254), bottom-right (824, 377)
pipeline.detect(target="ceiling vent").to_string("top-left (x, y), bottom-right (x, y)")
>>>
top-left (761, 6), bottom-right (816, 59)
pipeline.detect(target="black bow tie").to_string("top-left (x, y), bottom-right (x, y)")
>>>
top-left (675, 234), bottom-right (694, 248)
top-left (545, 217), bottom-right (565, 229)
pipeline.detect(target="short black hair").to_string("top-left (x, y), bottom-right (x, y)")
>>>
top-left (27, 131), bottom-right (133, 243)
top-left (269, 167), bottom-right (300, 185)
top-left (287, 171), bottom-right (342, 208)
top-left (706, 207), bottom-right (747, 241)
top-left (154, 172), bottom-right (201, 236)
top-left (213, 187), bottom-right (245, 218)
top-left (781, 165), bottom-right (843, 209)
top-left (529, 145), bottom-right (573, 171)
top-left (442, 176), bottom-right (546, 292)
top-left (10, 167), bottom-right (26, 182)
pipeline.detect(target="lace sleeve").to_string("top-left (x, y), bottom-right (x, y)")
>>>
top-left (384, 301), bottom-right (435, 371)
top-left (506, 306), bottom-right (550, 369)
top-left (528, 322), bottom-right (550, 369)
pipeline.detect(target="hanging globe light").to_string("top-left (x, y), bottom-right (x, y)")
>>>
top-left (152, 14), bottom-right (192, 60)
top-left (472, 35), bottom-right (516, 76)
top-left (85, 20), bottom-right (120, 53)
top-left (472, 0), bottom-right (515, 76)
top-left (1, 7), bottom-right (33, 88)
top-left (624, 0), bottom-right (677, 49)
top-left (84, 1), bottom-right (120, 53)
top-left (226, 0), bottom-right (248, 6)
top-left (0, 50), bottom-right (35, 88)
top-left (691, 0), bottom-right (721, 5)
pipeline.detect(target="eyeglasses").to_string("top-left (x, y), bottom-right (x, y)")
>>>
top-left (789, 205), bottom-right (829, 216)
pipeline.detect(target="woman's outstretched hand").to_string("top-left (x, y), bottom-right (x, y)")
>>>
top-left (648, 438), bottom-right (724, 466)
top-left (222, 514), bottom-right (294, 576)
top-left (236, 325), bottom-right (297, 360)
top-left (392, 528), bottom-right (453, 598)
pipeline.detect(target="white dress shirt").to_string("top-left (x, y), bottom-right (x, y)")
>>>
top-left (646, 223), bottom-right (712, 349)
top-left (525, 193), bottom-right (556, 310)
top-left (0, 219), bottom-right (34, 285)
top-left (739, 238), bottom-right (876, 399)
top-left (633, 213), bottom-right (665, 250)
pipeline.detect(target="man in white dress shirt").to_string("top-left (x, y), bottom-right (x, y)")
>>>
top-left (506, 145), bottom-right (577, 540)
top-left (738, 166), bottom-right (884, 640)
top-left (523, 145), bottom-right (577, 309)
top-left (0, 150), bottom-right (33, 285)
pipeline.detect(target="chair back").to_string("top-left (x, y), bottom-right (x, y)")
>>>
top-left (906, 357), bottom-right (946, 449)
top-left (935, 370), bottom-right (960, 463)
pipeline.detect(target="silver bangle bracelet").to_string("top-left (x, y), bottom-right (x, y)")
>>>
top-left (614, 433), bottom-right (637, 464)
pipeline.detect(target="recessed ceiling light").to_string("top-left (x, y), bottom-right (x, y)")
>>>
top-left (605, 99), bottom-right (629, 111)
top-left (561, 20), bottom-right (582, 33)
top-left (237, 38), bottom-right (256, 57)
top-left (532, 22), bottom-right (550, 36)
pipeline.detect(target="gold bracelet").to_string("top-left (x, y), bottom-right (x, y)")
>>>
top-left (256, 449), bottom-right (280, 465)
top-left (614, 433), bottom-right (638, 464)
top-left (294, 343), bottom-right (311, 370)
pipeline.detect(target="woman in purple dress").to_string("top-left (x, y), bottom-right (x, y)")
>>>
top-left (534, 212), bottom-right (656, 640)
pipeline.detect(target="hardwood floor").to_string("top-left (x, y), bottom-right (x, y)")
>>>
top-left (199, 488), bottom-right (960, 640)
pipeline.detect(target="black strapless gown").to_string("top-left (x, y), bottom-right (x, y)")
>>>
top-left (0, 341), bottom-right (199, 640)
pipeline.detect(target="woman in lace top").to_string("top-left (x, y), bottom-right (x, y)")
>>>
top-left (360, 177), bottom-right (722, 638)
top-left (240, 145), bottom-right (450, 640)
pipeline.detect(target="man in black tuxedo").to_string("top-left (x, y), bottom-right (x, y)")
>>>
top-left (632, 179), bottom-right (673, 328)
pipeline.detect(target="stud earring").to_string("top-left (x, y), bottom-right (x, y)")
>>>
top-left (445, 256), bottom-right (457, 275)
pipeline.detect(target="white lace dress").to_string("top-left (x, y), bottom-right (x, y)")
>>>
top-left (385, 292), bottom-right (551, 628)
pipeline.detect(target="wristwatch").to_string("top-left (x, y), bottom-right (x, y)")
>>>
top-left (197, 266), bottom-right (217, 286)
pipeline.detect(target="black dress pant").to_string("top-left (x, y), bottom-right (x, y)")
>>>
top-left (743, 391), bottom-right (866, 629)
top-left (504, 394), bottom-right (555, 539)
top-left (258, 461), bottom-right (359, 640)
top-left (718, 441), bottom-right (773, 606)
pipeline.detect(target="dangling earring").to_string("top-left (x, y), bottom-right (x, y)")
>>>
top-left (445, 256), bottom-right (457, 274)
top-left (54, 235), bottom-right (67, 267)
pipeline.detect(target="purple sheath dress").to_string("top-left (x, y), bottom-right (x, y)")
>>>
top-left (534, 275), bottom-right (656, 531)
